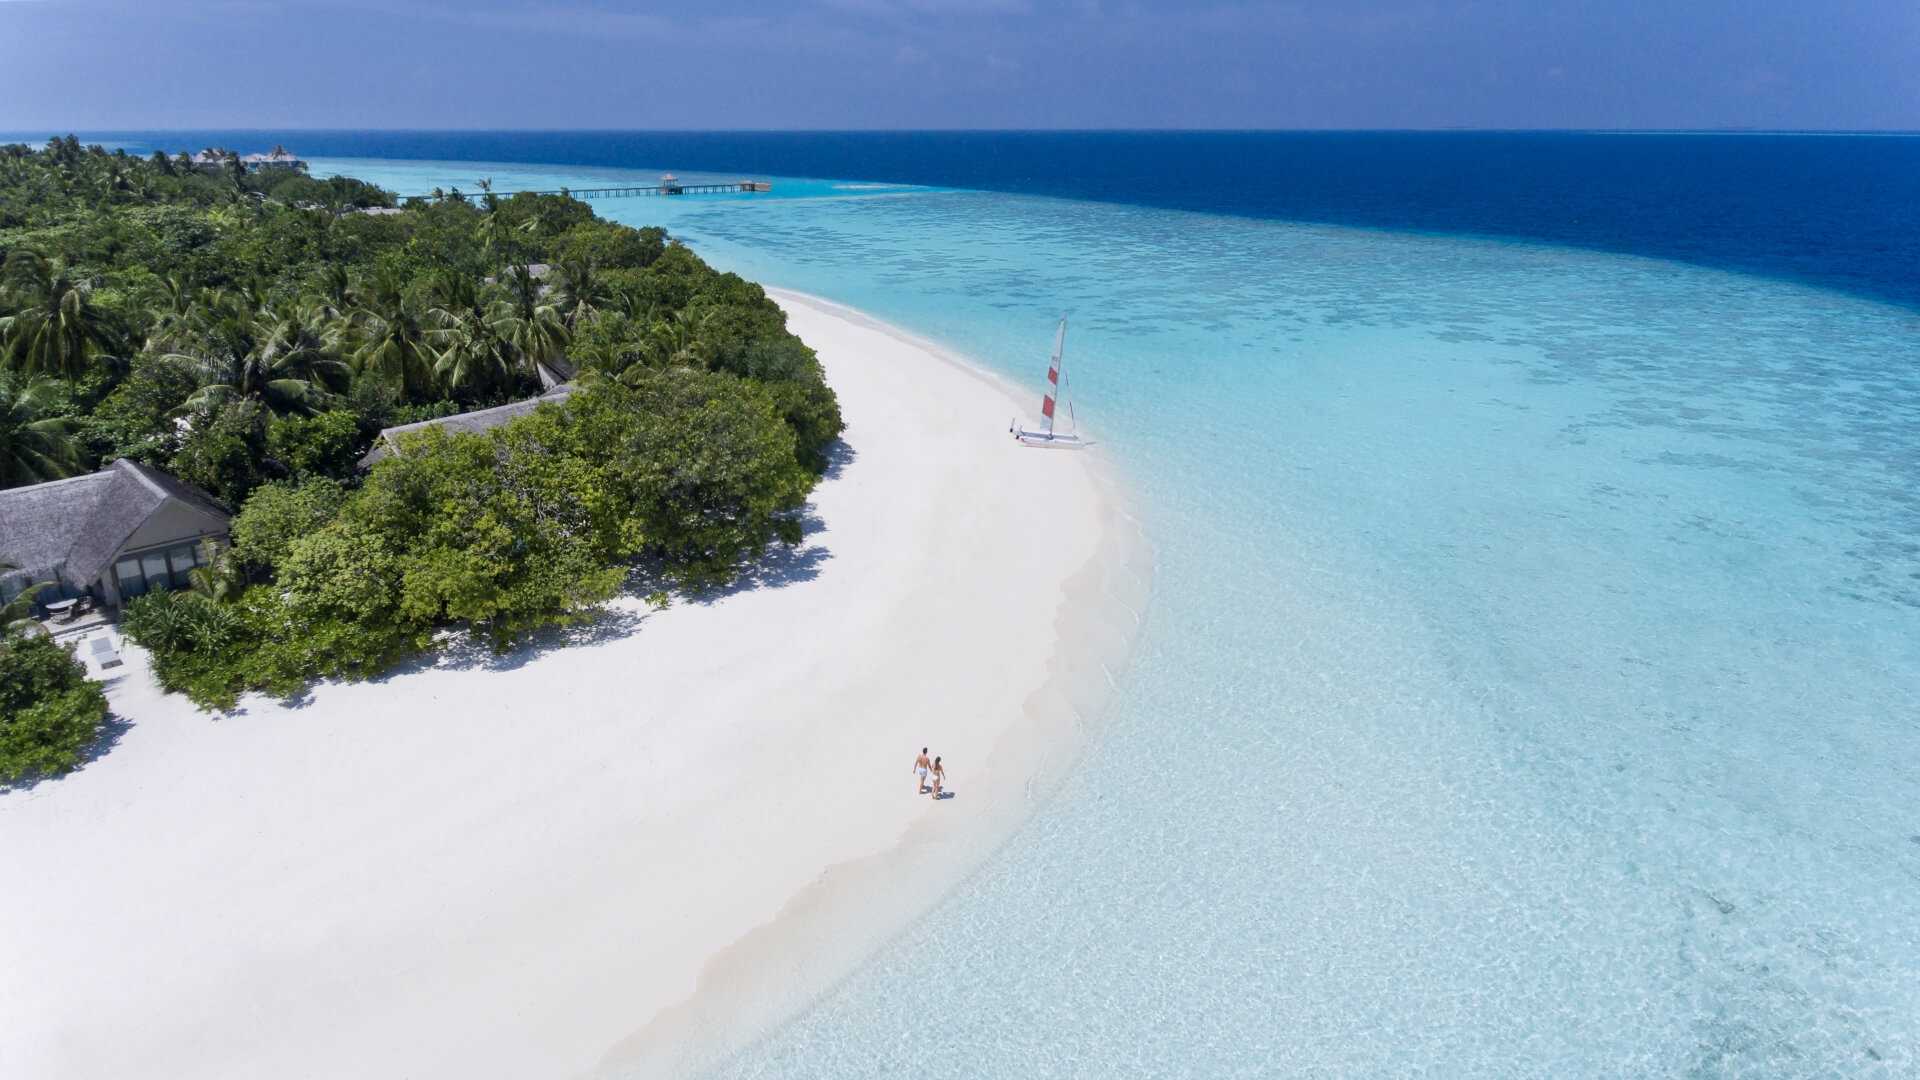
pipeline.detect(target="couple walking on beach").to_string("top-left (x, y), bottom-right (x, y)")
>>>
top-left (913, 747), bottom-right (946, 799)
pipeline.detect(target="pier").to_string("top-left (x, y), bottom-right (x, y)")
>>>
top-left (400, 176), bottom-right (772, 203)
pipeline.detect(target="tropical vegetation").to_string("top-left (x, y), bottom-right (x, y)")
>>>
top-left (1, 135), bottom-right (844, 712)
top-left (0, 630), bottom-right (108, 783)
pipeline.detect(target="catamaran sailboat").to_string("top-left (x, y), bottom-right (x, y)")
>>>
top-left (1010, 317), bottom-right (1089, 449)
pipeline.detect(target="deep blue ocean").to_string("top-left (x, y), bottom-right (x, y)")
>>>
top-left (35, 131), bottom-right (1920, 1076)
top-left (35, 129), bottom-right (1920, 310)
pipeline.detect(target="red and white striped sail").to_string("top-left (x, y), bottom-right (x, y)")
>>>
top-left (1012, 316), bottom-right (1088, 448)
top-left (1040, 318), bottom-right (1066, 432)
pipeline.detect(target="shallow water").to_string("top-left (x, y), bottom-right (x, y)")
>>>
top-left (322, 155), bottom-right (1920, 1076)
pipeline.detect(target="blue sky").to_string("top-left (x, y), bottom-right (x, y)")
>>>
top-left (1, 0), bottom-right (1915, 130)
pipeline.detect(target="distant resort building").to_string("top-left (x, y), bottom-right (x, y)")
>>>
top-left (242, 145), bottom-right (306, 171)
top-left (188, 145), bottom-right (306, 174)
top-left (0, 460), bottom-right (231, 616)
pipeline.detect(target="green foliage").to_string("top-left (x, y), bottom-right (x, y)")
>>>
top-left (567, 310), bottom-right (652, 377)
top-left (255, 173), bottom-right (394, 211)
top-left (87, 354), bottom-right (202, 462)
top-left (135, 376), bottom-right (812, 708)
top-left (0, 373), bottom-right (81, 484)
top-left (121, 585), bottom-right (242, 654)
top-left (121, 588), bottom-right (309, 710)
top-left (7, 138), bottom-right (846, 715)
top-left (266, 409), bottom-right (366, 479)
top-left (163, 296), bottom-right (348, 418)
top-left (167, 399), bottom-right (267, 506)
top-left (554, 221), bottom-right (666, 271)
top-left (0, 251), bottom-right (124, 380)
top-left (229, 477), bottom-right (349, 576)
top-left (2, 137), bottom-right (840, 494)
top-left (0, 633), bottom-right (108, 782)
top-left (597, 373), bottom-right (812, 585)
top-left (623, 243), bottom-right (707, 311)
top-left (765, 376), bottom-right (847, 476)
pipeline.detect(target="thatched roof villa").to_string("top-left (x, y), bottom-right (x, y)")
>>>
top-left (0, 460), bottom-right (231, 614)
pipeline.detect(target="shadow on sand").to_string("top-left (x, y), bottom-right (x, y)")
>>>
top-left (677, 439), bottom-right (849, 606)
top-left (685, 511), bottom-right (834, 604)
top-left (0, 711), bottom-right (134, 795)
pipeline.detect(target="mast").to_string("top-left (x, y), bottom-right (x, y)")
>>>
top-left (1041, 317), bottom-right (1067, 437)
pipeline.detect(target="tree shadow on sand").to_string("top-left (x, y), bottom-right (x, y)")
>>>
top-left (683, 510), bottom-right (834, 604)
top-left (819, 439), bottom-right (857, 482)
top-left (0, 711), bottom-right (134, 794)
top-left (428, 603), bottom-right (655, 676)
top-left (658, 438), bottom-right (850, 606)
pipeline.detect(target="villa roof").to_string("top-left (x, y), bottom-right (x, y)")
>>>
top-left (0, 471), bottom-right (118, 580)
top-left (0, 460), bottom-right (230, 585)
top-left (358, 385), bottom-right (575, 468)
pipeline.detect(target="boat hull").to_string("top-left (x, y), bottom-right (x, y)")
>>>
top-left (1013, 428), bottom-right (1090, 449)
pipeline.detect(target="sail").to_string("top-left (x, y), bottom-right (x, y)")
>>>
top-left (1040, 318), bottom-right (1067, 433)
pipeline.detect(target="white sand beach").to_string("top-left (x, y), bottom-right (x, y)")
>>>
top-left (0, 292), bottom-right (1148, 1080)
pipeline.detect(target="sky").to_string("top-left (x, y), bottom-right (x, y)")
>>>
top-left (0, 0), bottom-right (1916, 131)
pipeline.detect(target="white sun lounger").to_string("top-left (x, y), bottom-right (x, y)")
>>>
top-left (87, 635), bottom-right (123, 669)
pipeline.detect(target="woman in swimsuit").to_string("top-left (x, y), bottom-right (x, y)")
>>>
top-left (929, 756), bottom-right (945, 799)
top-left (914, 748), bottom-right (931, 794)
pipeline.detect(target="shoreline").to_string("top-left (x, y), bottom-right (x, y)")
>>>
top-left (0, 291), bottom-right (1151, 1080)
top-left (591, 292), bottom-right (1153, 1076)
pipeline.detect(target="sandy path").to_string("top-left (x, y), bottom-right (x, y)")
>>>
top-left (0, 293), bottom-right (1146, 1080)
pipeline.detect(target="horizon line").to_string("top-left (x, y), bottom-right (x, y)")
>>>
top-left (5, 126), bottom-right (1919, 138)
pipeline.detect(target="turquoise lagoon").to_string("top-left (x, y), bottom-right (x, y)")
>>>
top-left (328, 158), bottom-right (1920, 1076)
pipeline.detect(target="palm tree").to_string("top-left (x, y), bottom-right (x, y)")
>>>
top-left (425, 274), bottom-right (522, 395)
top-left (491, 264), bottom-right (570, 372)
top-left (187, 540), bottom-right (243, 603)
top-left (311, 264), bottom-right (356, 320)
top-left (649, 308), bottom-right (713, 370)
top-left (616, 309), bottom-right (711, 386)
top-left (0, 376), bottom-right (80, 487)
top-left (224, 277), bottom-right (271, 314)
top-left (1, 559), bottom-right (57, 636)
top-left (348, 268), bottom-right (437, 400)
top-left (474, 179), bottom-right (512, 263)
top-left (221, 153), bottom-right (248, 203)
top-left (166, 300), bottom-right (346, 417)
top-left (517, 199), bottom-right (563, 241)
top-left (0, 252), bottom-right (123, 379)
top-left (144, 274), bottom-right (202, 352)
top-left (548, 259), bottom-right (612, 329)
top-left (418, 272), bottom-right (510, 395)
top-left (429, 306), bottom-right (520, 396)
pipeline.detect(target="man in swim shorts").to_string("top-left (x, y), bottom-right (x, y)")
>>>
top-left (913, 747), bottom-right (932, 794)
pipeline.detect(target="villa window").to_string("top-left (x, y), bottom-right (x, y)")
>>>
top-left (113, 557), bottom-right (148, 598)
top-left (113, 541), bottom-right (212, 599)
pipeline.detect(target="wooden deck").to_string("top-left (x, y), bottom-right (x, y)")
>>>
top-left (42, 608), bottom-right (113, 642)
